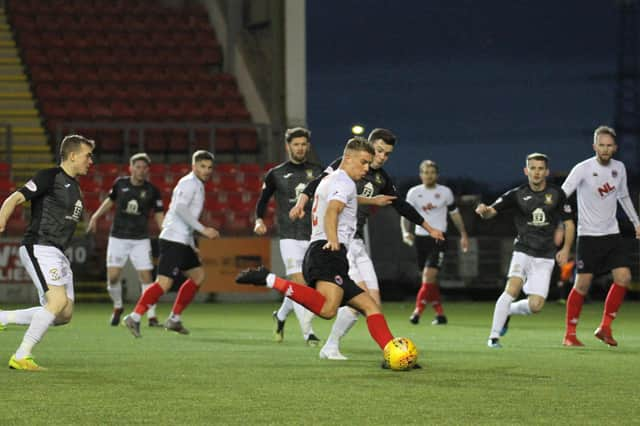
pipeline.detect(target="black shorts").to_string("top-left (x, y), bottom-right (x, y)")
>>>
top-left (415, 235), bottom-right (446, 270)
top-left (575, 234), bottom-right (631, 275)
top-left (157, 239), bottom-right (201, 279)
top-left (302, 240), bottom-right (364, 305)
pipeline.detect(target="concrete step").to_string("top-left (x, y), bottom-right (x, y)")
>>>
top-left (0, 81), bottom-right (30, 92)
top-left (0, 57), bottom-right (19, 65)
top-left (0, 108), bottom-right (38, 117)
top-left (12, 162), bottom-right (55, 170)
top-left (0, 92), bottom-right (31, 100)
top-left (0, 144), bottom-right (50, 152)
top-left (0, 118), bottom-right (42, 127)
top-left (0, 65), bottom-right (25, 75)
top-left (7, 152), bottom-right (54, 162)
top-left (0, 100), bottom-right (36, 109)
top-left (0, 40), bottom-right (16, 48)
top-left (0, 47), bottom-right (18, 58)
top-left (0, 73), bottom-right (26, 81)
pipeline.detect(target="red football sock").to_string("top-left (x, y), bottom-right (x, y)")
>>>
top-left (414, 283), bottom-right (429, 314)
top-left (600, 283), bottom-right (626, 329)
top-left (272, 277), bottom-right (326, 315)
top-left (565, 287), bottom-right (584, 335)
top-left (366, 313), bottom-right (394, 350)
top-left (426, 283), bottom-right (444, 315)
top-left (134, 282), bottom-right (165, 316)
top-left (172, 278), bottom-right (199, 315)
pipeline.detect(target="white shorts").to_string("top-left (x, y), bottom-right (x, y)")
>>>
top-left (507, 251), bottom-right (555, 298)
top-left (347, 238), bottom-right (379, 291)
top-left (106, 237), bottom-right (153, 270)
top-left (279, 239), bottom-right (309, 276)
top-left (19, 245), bottom-right (74, 306)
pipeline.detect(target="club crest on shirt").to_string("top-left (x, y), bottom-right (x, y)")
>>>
top-left (435, 193), bottom-right (441, 199)
top-left (375, 173), bottom-right (382, 184)
top-left (306, 169), bottom-right (314, 179)
top-left (140, 190), bottom-right (147, 199)
top-left (334, 275), bottom-right (343, 286)
top-left (612, 170), bottom-right (618, 178)
top-left (544, 194), bottom-right (553, 205)
top-left (49, 268), bottom-right (60, 281)
top-left (361, 182), bottom-right (374, 198)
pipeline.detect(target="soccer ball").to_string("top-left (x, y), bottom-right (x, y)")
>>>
top-left (383, 337), bottom-right (419, 371)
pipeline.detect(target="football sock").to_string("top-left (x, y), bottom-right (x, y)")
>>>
top-left (134, 282), bottom-right (164, 316)
top-left (293, 302), bottom-right (315, 338)
top-left (0, 306), bottom-right (40, 325)
top-left (565, 288), bottom-right (584, 335)
top-left (490, 292), bottom-right (514, 339)
top-left (600, 282), bottom-right (626, 329)
top-left (426, 283), bottom-right (444, 315)
top-left (414, 283), bottom-right (429, 315)
top-left (366, 313), bottom-right (394, 350)
top-left (172, 278), bottom-right (198, 315)
top-left (325, 306), bottom-right (359, 348)
top-left (15, 308), bottom-right (55, 360)
top-left (169, 313), bottom-right (181, 322)
top-left (141, 282), bottom-right (157, 318)
top-left (276, 297), bottom-right (294, 322)
top-left (271, 276), bottom-right (326, 315)
top-left (107, 280), bottom-right (123, 309)
top-left (509, 299), bottom-right (532, 316)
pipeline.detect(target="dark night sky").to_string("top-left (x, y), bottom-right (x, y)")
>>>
top-left (306, 1), bottom-right (621, 191)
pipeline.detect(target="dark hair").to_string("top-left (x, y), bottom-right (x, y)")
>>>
top-left (593, 125), bottom-right (616, 144)
top-left (130, 152), bottom-right (151, 166)
top-left (368, 128), bottom-right (396, 146)
top-left (526, 152), bottom-right (549, 167)
top-left (419, 159), bottom-right (439, 173)
top-left (192, 150), bottom-right (215, 164)
top-left (285, 127), bottom-right (311, 143)
top-left (344, 136), bottom-right (375, 156)
top-left (60, 134), bottom-right (95, 160)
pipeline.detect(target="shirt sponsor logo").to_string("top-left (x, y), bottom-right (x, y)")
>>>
top-left (283, 173), bottom-right (293, 179)
top-left (361, 182), bottom-right (374, 198)
top-left (527, 207), bottom-right (549, 227)
top-left (64, 183), bottom-right (71, 188)
top-left (597, 182), bottom-right (616, 197)
top-left (523, 196), bottom-right (532, 201)
top-left (544, 194), bottom-right (553, 205)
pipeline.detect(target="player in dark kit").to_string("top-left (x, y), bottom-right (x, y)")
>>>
top-left (87, 153), bottom-right (164, 327)
top-left (254, 127), bottom-right (324, 344)
top-left (476, 153), bottom-right (574, 348)
top-left (0, 134), bottom-right (94, 370)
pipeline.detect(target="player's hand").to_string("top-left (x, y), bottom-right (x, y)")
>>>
top-left (460, 234), bottom-right (469, 253)
top-left (289, 204), bottom-right (305, 221)
top-left (371, 195), bottom-right (397, 206)
top-left (555, 248), bottom-right (569, 266)
top-left (202, 227), bottom-right (219, 239)
top-left (254, 220), bottom-right (267, 235)
top-left (0, 220), bottom-right (5, 233)
top-left (475, 203), bottom-right (489, 218)
top-left (635, 225), bottom-right (640, 240)
top-left (86, 216), bottom-right (97, 234)
top-left (323, 239), bottom-right (340, 251)
top-left (429, 229), bottom-right (445, 241)
top-left (402, 232), bottom-right (414, 247)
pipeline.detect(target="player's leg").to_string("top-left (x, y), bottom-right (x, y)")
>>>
top-left (289, 271), bottom-right (321, 344)
top-left (130, 238), bottom-right (160, 326)
top-left (137, 269), bottom-right (160, 326)
top-left (488, 276), bottom-right (523, 348)
top-left (410, 236), bottom-right (429, 323)
top-left (595, 266), bottom-right (631, 346)
top-left (564, 236), bottom-right (597, 346)
top-left (411, 237), bottom-right (446, 324)
top-left (164, 265), bottom-right (205, 334)
top-left (345, 289), bottom-right (394, 351)
top-left (106, 237), bottom-right (128, 326)
top-left (0, 307), bottom-right (41, 328)
top-left (515, 256), bottom-right (554, 316)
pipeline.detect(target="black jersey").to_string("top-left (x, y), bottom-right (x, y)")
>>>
top-left (19, 167), bottom-right (83, 250)
top-left (256, 160), bottom-right (323, 240)
top-left (108, 176), bottom-right (163, 239)
top-left (492, 182), bottom-right (572, 258)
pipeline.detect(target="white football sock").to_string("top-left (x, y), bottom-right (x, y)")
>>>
top-left (141, 283), bottom-right (157, 318)
top-left (276, 297), bottom-right (294, 322)
top-left (107, 281), bottom-right (123, 309)
top-left (266, 273), bottom-right (276, 288)
top-left (130, 312), bottom-right (142, 322)
top-left (509, 299), bottom-right (532, 316)
top-left (293, 302), bottom-right (315, 339)
top-left (169, 313), bottom-right (181, 322)
top-left (0, 306), bottom-right (40, 325)
top-left (15, 308), bottom-right (55, 360)
top-left (490, 292), bottom-right (514, 339)
top-left (325, 307), bottom-right (359, 348)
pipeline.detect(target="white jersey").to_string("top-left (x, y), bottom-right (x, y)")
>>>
top-left (160, 172), bottom-right (205, 245)
top-left (310, 169), bottom-right (358, 248)
top-left (562, 157), bottom-right (631, 236)
top-left (405, 183), bottom-right (456, 236)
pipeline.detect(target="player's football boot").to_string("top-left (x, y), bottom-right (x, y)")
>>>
top-left (562, 334), bottom-right (584, 347)
top-left (110, 307), bottom-right (124, 326)
top-left (123, 314), bottom-right (142, 338)
top-left (594, 327), bottom-right (618, 347)
top-left (409, 312), bottom-right (420, 325)
top-left (500, 316), bottom-right (510, 337)
top-left (235, 266), bottom-right (270, 286)
top-left (487, 338), bottom-right (502, 349)
top-left (431, 315), bottom-right (447, 325)
top-left (148, 317), bottom-right (162, 327)
top-left (319, 346), bottom-right (348, 360)
top-left (272, 311), bottom-right (285, 342)
top-left (306, 333), bottom-right (321, 347)
top-left (165, 318), bottom-right (190, 335)
top-left (8, 354), bottom-right (46, 371)
top-left (0, 310), bottom-right (6, 331)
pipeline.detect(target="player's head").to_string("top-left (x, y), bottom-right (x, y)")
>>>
top-left (285, 127), bottom-right (311, 164)
top-left (592, 125), bottom-right (617, 164)
top-left (129, 152), bottom-right (151, 183)
top-left (342, 137), bottom-right (374, 181)
top-left (60, 134), bottom-right (95, 176)
top-left (524, 152), bottom-right (549, 187)
top-left (192, 150), bottom-right (215, 182)
top-left (419, 160), bottom-right (439, 187)
top-left (368, 128), bottom-right (396, 169)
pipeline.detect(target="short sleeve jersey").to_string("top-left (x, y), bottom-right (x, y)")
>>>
top-left (261, 160), bottom-right (323, 240)
top-left (310, 169), bottom-right (358, 248)
top-left (108, 177), bottom-right (163, 239)
top-left (406, 184), bottom-right (457, 236)
top-left (491, 182), bottom-right (572, 258)
top-left (19, 167), bottom-right (83, 250)
top-left (561, 157), bottom-right (629, 236)
top-left (159, 172), bottom-right (205, 246)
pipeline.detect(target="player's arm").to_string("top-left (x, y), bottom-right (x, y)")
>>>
top-left (291, 159), bottom-right (339, 220)
top-left (358, 194), bottom-right (397, 206)
top-left (0, 191), bottom-right (26, 233)
top-left (174, 182), bottom-right (218, 239)
top-left (556, 219), bottom-right (575, 266)
top-left (151, 188), bottom-right (165, 232)
top-left (254, 170), bottom-right (276, 235)
top-left (560, 163), bottom-right (581, 198)
top-left (153, 211), bottom-right (164, 231)
top-left (87, 198), bottom-right (114, 233)
top-left (616, 166), bottom-right (640, 239)
top-left (449, 209), bottom-right (469, 253)
top-left (400, 216), bottom-right (415, 246)
top-left (323, 199), bottom-right (344, 251)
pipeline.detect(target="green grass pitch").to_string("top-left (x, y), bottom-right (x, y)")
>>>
top-left (1, 301), bottom-right (639, 425)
